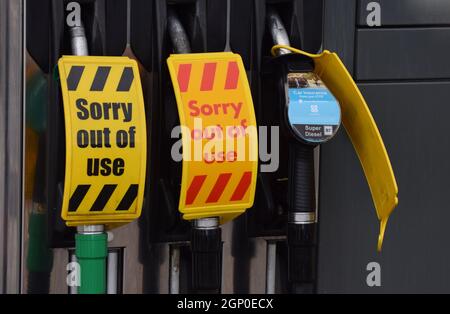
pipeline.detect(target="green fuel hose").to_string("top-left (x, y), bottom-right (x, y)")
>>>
top-left (75, 231), bottom-right (108, 294)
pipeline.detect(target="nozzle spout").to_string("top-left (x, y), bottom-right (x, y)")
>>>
top-left (69, 24), bottom-right (89, 56)
top-left (167, 8), bottom-right (192, 54)
top-left (266, 8), bottom-right (291, 55)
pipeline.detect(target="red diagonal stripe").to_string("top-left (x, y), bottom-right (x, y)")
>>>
top-left (230, 172), bottom-right (252, 201)
top-left (186, 175), bottom-right (207, 205)
top-left (200, 62), bottom-right (217, 91)
top-left (224, 61), bottom-right (239, 90)
top-left (206, 173), bottom-right (232, 203)
top-left (177, 64), bottom-right (192, 92)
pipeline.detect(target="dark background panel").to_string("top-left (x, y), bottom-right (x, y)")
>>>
top-left (323, 0), bottom-right (357, 72)
top-left (357, 0), bottom-right (450, 26)
top-left (318, 82), bottom-right (450, 293)
top-left (356, 28), bottom-right (450, 81)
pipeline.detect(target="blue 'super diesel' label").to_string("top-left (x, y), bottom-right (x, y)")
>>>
top-left (287, 72), bottom-right (341, 143)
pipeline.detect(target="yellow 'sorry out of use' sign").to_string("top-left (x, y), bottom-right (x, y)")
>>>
top-left (58, 56), bottom-right (147, 228)
top-left (167, 52), bottom-right (258, 224)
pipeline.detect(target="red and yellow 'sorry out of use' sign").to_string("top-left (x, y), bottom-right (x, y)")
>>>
top-left (167, 52), bottom-right (258, 224)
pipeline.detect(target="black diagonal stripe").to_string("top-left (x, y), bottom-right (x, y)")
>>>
top-left (90, 66), bottom-right (111, 91)
top-left (116, 67), bottom-right (134, 91)
top-left (69, 185), bottom-right (91, 212)
top-left (89, 184), bottom-right (117, 212)
top-left (67, 66), bottom-right (85, 91)
top-left (115, 184), bottom-right (139, 211)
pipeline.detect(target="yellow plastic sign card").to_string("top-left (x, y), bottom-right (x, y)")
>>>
top-left (167, 52), bottom-right (258, 223)
top-left (58, 56), bottom-right (147, 227)
top-left (272, 45), bottom-right (398, 251)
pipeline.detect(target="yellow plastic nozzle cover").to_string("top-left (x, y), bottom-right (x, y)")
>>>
top-left (272, 45), bottom-right (398, 251)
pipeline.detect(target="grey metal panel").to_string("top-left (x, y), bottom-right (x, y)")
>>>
top-left (318, 82), bottom-right (450, 293)
top-left (323, 0), bottom-right (357, 73)
top-left (356, 28), bottom-right (450, 80)
top-left (357, 0), bottom-right (450, 26)
top-left (0, 0), bottom-right (24, 293)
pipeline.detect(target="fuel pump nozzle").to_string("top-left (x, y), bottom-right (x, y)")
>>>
top-left (266, 8), bottom-right (339, 294)
top-left (68, 23), bottom-right (108, 294)
top-left (167, 8), bottom-right (222, 293)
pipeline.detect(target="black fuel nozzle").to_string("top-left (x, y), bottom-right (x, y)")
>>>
top-left (266, 7), bottom-right (341, 294)
top-left (166, 7), bottom-right (222, 294)
top-left (191, 217), bottom-right (222, 293)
